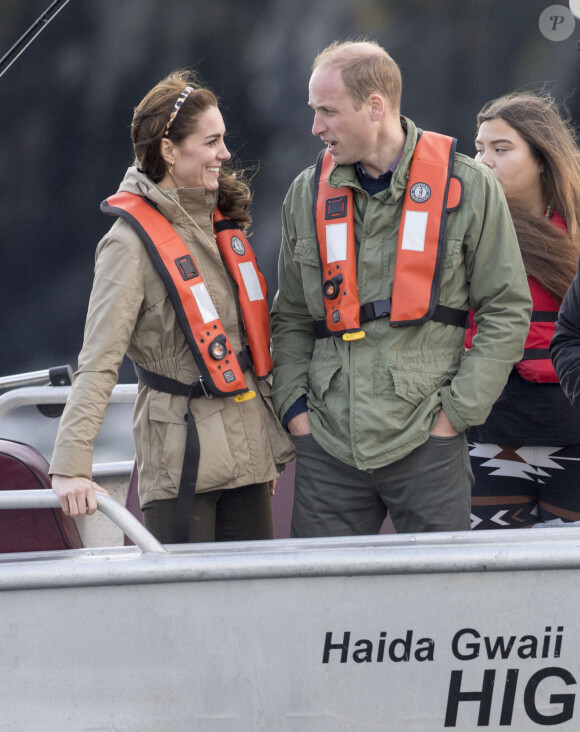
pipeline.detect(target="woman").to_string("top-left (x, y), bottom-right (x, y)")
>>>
top-left (50, 70), bottom-right (294, 543)
top-left (467, 91), bottom-right (580, 529)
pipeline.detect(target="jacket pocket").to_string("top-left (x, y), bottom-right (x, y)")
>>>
top-left (443, 237), bottom-right (463, 269)
top-left (148, 391), bottom-right (237, 492)
top-left (308, 338), bottom-right (342, 402)
top-left (294, 236), bottom-right (324, 317)
top-left (386, 346), bottom-right (462, 406)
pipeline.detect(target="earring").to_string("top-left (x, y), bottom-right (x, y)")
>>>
top-left (169, 162), bottom-right (174, 176)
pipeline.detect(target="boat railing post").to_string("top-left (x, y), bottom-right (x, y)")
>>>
top-left (0, 365), bottom-right (73, 391)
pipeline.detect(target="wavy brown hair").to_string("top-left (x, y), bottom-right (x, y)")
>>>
top-left (477, 92), bottom-right (580, 300)
top-left (508, 201), bottom-right (579, 303)
top-left (131, 70), bottom-right (253, 230)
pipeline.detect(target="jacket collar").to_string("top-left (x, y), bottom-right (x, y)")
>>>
top-left (117, 166), bottom-right (219, 224)
top-left (327, 116), bottom-right (419, 202)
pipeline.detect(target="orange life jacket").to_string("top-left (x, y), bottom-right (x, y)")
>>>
top-left (101, 191), bottom-right (272, 398)
top-left (313, 130), bottom-right (465, 339)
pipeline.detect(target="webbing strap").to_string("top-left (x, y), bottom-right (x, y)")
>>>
top-left (522, 348), bottom-right (551, 360)
top-left (134, 353), bottom-right (252, 543)
top-left (313, 300), bottom-right (468, 338)
top-left (173, 405), bottom-right (201, 544)
top-left (530, 311), bottom-right (557, 322)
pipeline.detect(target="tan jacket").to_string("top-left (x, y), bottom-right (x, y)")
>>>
top-left (50, 167), bottom-right (294, 507)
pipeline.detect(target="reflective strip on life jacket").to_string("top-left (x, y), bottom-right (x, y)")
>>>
top-left (313, 149), bottom-right (364, 339)
top-left (390, 130), bottom-right (462, 325)
top-left (101, 192), bottom-right (271, 398)
top-left (313, 130), bottom-right (465, 338)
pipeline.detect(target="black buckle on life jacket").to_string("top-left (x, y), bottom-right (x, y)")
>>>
top-left (313, 299), bottom-right (469, 338)
top-left (360, 299), bottom-right (392, 323)
top-left (175, 255), bottom-right (199, 281)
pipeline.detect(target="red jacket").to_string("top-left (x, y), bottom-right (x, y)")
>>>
top-left (465, 211), bottom-right (566, 383)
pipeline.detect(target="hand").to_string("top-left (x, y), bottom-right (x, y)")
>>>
top-left (430, 409), bottom-right (458, 437)
top-left (51, 474), bottom-right (109, 517)
top-left (269, 477), bottom-right (278, 496)
top-left (287, 412), bottom-right (311, 436)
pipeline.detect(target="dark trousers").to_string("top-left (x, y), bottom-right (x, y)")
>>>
top-left (142, 482), bottom-right (273, 543)
top-left (291, 433), bottom-right (473, 537)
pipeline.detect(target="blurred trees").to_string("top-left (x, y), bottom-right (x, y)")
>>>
top-left (1, 0), bottom-right (578, 376)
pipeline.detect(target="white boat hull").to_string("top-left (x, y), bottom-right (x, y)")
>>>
top-left (1, 527), bottom-right (579, 731)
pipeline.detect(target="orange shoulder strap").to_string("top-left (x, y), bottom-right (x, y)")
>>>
top-left (213, 209), bottom-right (273, 379)
top-left (313, 149), bottom-right (365, 340)
top-left (390, 130), bottom-right (463, 326)
top-left (101, 191), bottom-right (251, 398)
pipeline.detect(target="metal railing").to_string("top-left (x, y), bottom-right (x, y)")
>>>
top-left (0, 490), bottom-right (165, 553)
top-left (0, 365), bottom-right (73, 391)
top-left (0, 381), bottom-right (138, 422)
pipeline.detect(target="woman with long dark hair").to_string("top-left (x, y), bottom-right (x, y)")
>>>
top-left (467, 91), bottom-right (580, 528)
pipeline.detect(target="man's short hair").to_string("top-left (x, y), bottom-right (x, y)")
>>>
top-left (312, 40), bottom-right (402, 112)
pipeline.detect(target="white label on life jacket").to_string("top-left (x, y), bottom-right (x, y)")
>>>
top-left (401, 211), bottom-right (428, 252)
top-left (190, 282), bottom-right (219, 323)
top-left (238, 261), bottom-right (264, 302)
top-left (326, 222), bottom-right (348, 263)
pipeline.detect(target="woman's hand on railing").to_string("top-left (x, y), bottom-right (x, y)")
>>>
top-left (51, 474), bottom-right (110, 517)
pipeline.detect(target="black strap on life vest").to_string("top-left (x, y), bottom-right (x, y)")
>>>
top-left (313, 299), bottom-right (467, 338)
top-left (134, 354), bottom-right (252, 543)
top-left (521, 311), bottom-right (557, 361)
top-left (529, 311), bottom-right (558, 322)
top-left (134, 364), bottom-right (202, 543)
top-left (522, 349), bottom-right (550, 360)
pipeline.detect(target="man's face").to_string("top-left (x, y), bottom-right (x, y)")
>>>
top-left (308, 66), bottom-right (373, 166)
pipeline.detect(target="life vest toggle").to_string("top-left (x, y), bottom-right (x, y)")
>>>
top-left (323, 273), bottom-right (343, 299)
top-left (208, 334), bottom-right (228, 361)
top-left (321, 272), bottom-right (365, 339)
top-left (234, 390), bottom-right (256, 402)
top-left (342, 330), bottom-right (365, 341)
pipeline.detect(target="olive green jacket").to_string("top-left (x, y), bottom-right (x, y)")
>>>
top-left (50, 166), bottom-right (293, 507)
top-left (271, 118), bottom-right (532, 470)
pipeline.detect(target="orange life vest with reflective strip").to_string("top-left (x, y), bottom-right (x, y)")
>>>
top-left (314, 130), bottom-right (464, 339)
top-left (101, 191), bottom-right (272, 398)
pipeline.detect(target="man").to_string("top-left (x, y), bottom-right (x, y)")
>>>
top-left (271, 40), bottom-right (532, 537)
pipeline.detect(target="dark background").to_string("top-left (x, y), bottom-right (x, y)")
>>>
top-left (1, 0), bottom-right (579, 381)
